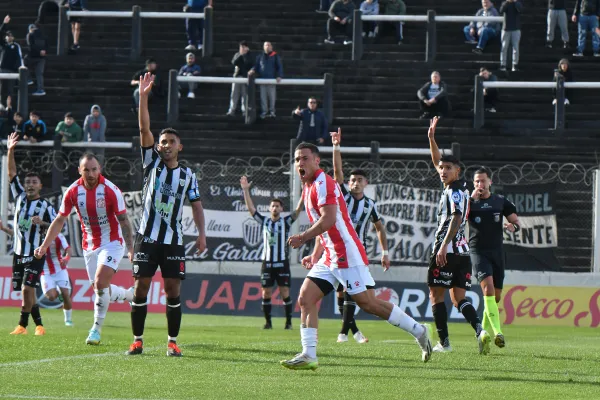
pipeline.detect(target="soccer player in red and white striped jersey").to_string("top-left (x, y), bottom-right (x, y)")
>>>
top-left (280, 142), bottom-right (432, 371)
top-left (41, 233), bottom-right (74, 326)
top-left (35, 154), bottom-right (135, 345)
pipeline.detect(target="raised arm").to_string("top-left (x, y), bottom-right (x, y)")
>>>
top-left (240, 176), bottom-right (256, 215)
top-left (191, 200), bottom-right (207, 253)
top-left (117, 213), bottom-right (134, 261)
top-left (138, 72), bottom-right (155, 147)
top-left (331, 128), bottom-right (344, 184)
top-left (290, 194), bottom-right (304, 221)
top-left (6, 132), bottom-right (18, 180)
top-left (428, 117), bottom-right (441, 167)
top-left (34, 214), bottom-right (68, 258)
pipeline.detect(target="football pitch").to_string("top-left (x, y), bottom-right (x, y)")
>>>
top-left (0, 308), bottom-right (598, 400)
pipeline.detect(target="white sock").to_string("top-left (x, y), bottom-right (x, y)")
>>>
top-left (63, 309), bottom-right (72, 321)
top-left (134, 335), bottom-right (143, 341)
top-left (387, 304), bottom-right (424, 338)
top-left (92, 288), bottom-right (110, 332)
top-left (168, 336), bottom-right (177, 343)
top-left (109, 284), bottom-right (128, 302)
top-left (300, 327), bottom-right (318, 359)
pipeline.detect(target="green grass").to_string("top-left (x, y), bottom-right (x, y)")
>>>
top-left (0, 307), bottom-right (598, 400)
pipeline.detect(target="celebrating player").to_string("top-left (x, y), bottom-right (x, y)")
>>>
top-left (328, 128), bottom-right (389, 344)
top-left (127, 72), bottom-right (206, 357)
top-left (6, 132), bottom-right (54, 336)
top-left (469, 167), bottom-right (520, 349)
top-left (427, 117), bottom-right (491, 354)
top-left (280, 143), bottom-right (431, 370)
top-left (240, 176), bottom-right (303, 330)
top-left (42, 232), bottom-right (74, 326)
top-left (35, 153), bottom-right (135, 345)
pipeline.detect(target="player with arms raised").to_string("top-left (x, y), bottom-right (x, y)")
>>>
top-left (280, 143), bottom-right (431, 370)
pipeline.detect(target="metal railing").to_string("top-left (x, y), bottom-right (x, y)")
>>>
top-left (0, 70), bottom-right (29, 117)
top-left (168, 72), bottom-right (334, 125)
top-left (473, 76), bottom-right (600, 129)
top-left (352, 9), bottom-right (504, 63)
top-left (57, 6), bottom-right (213, 59)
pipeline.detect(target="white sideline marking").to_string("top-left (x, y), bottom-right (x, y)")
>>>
top-left (2, 396), bottom-right (152, 400)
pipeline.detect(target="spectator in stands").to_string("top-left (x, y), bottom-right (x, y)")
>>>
top-left (293, 97), bottom-right (328, 145)
top-left (325, 0), bottom-right (355, 45)
top-left (499, 0), bottom-right (523, 72)
top-left (131, 58), bottom-right (163, 113)
top-left (55, 112), bottom-right (83, 142)
top-left (0, 16), bottom-right (25, 107)
top-left (184, 0), bottom-right (213, 51)
top-left (62, 0), bottom-right (87, 50)
top-left (0, 96), bottom-right (21, 137)
top-left (552, 58), bottom-right (573, 105)
top-left (465, 0), bottom-right (500, 55)
top-left (360, 0), bottom-right (379, 38)
top-left (178, 53), bottom-right (201, 99)
top-left (84, 105), bottom-right (106, 142)
top-left (546, 0), bottom-right (569, 49)
top-left (227, 41), bottom-right (253, 117)
top-left (417, 71), bottom-right (449, 119)
top-left (378, 0), bottom-right (406, 44)
top-left (23, 110), bottom-right (48, 143)
top-left (479, 67), bottom-right (498, 112)
top-left (248, 42), bottom-right (283, 119)
top-left (317, 0), bottom-right (333, 13)
top-left (26, 24), bottom-right (47, 96)
top-left (571, 0), bottom-right (600, 57)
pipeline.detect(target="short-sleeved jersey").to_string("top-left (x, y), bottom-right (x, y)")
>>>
top-left (138, 146), bottom-right (201, 246)
top-left (44, 233), bottom-right (70, 275)
top-left (10, 176), bottom-right (56, 256)
top-left (340, 184), bottom-right (381, 248)
top-left (303, 169), bottom-right (368, 269)
top-left (253, 212), bottom-right (294, 262)
top-left (433, 180), bottom-right (470, 255)
top-left (468, 193), bottom-right (517, 251)
top-left (59, 175), bottom-right (126, 251)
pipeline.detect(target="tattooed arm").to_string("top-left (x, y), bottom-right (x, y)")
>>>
top-left (118, 213), bottom-right (134, 261)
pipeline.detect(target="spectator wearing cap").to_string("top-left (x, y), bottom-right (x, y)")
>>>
top-left (178, 53), bottom-right (201, 99)
top-left (227, 40), bottom-right (253, 117)
top-left (131, 58), bottom-right (164, 113)
top-left (27, 23), bottom-right (47, 96)
top-left (0, 16), bottom-right (25, 106)
top-left (293, 97), bottom-right (328, 145)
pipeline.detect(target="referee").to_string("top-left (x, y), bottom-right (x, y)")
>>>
top-left (240, 176), bottom-right (303, 329)
top-left (469, 167), bottom-right (520, 349)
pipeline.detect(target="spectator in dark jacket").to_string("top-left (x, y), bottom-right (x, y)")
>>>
top-left (248, 42), bottom-right (283, 119)
top-left (131, 58), bottom-right (163, 113)
top-left (27, 24), bottom-right (47, 96)
top-left (317, 0), bottom-right (333, 13)
top-left (552, 58), bottom-right (573, 105)
top-left (499, 0), bottom-right (523, 72)
top-left (572, 0), bottom-right (600, 56)
top-left (293, 97), bottom-right (328, 144)
top-left (417, 71), bottom-right (449, 119)
top-left (62, 0), bottom-right (87, 50)
top-left (325, 0), bottom-right (355, 44)
top-left (0, 16), bottom-right (25, 107)
top-left (465, 0), bottom-right (500, 54)
top-left (546, 0), bottom-right (569, 49)
top-left (479, 67), bottom-right (499, 112)
top-left (23, 110), bottom-right (48, 142)
top-left (227, 41), bottom-right (253, 116)
top-left (184, 0), bottom-right (213, 51)
top-left (379, 0), bottom-right (406, 44)
top-left (178, 52), bottom-right (201, 99)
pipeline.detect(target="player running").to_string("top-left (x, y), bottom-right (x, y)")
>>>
top-left (328, 128), bottom-right (389, 344)
top-left (469, 167), bottom-right (520, 349)
top-left (42, 233), bottom-right (74, 326)
top-left (6, 132), bottom-right (55, 336)
top-left (427, 117), bottom-right (491, 354)
top-left (280, 142), bottom-right (431, 370)
top-left (127, 72), bottom-right (206, 357)
top-left (35, 153), bottom-right (135, 345)
top-left (240, 176), bottom-right (303, 330)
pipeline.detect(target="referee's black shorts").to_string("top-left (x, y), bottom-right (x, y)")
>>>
top-left (260, 260), bottom-right (291, 288)
top-left (470, 249), bottom-right (506, 289)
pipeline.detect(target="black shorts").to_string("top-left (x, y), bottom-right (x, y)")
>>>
top-left (470, 250), bottom-right (506, 289)
top-left (427, 253), bottom-right (472, 290)
top-left (12, 254), bottom-right (45, 291)
top-left (261, 260), bottom-right (291, 288)
top-left (69, 6), bottom-right (83, 24)
top-left (132, 234), bottom-right (186, 280)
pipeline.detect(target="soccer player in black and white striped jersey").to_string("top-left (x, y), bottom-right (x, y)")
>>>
top-left (127, 72), bottom-right (207, 357)
top-left (330, 128), bottom-right (389, 344)
top-left (427, 117), bottom-right (491, 355)
top-left (240, 176), bottom-right (303, 329)
top-left (5, 132), bottom-right (55, 336)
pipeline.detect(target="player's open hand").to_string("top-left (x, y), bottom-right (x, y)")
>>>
top-left (34, 245), bottom-right (48, 259)
top-left (139, 72), bottom-right (154, 97)
top-left (196, 235), bottom-right (206, 253)
top-left (3, 15), bottom-right (10, 24)
top-left (6, 132), bottom-right (19, 150)
top-left (288, 233), bottom-right (304, 249)
top-left (240, 176), bottom-right (251, 190)
top-left (330, 127), bottom-right (341, 146)
top-left (504, 222), bottom-right (516, 232)
top-left (436, 245), bottom-right (448, 267)
top-left (381, 254), bottom-right (390, 271)
top-left (428, 116), bottom-right (440, 139)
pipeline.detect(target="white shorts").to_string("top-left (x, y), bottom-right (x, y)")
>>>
top-left (83, 240), bottom-right (124, 282)
top-left (40, 269), bottom-right (71, 295)
top-left (307, 264), bottom-right (375, 295)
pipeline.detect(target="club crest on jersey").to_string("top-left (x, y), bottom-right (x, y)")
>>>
top-left (474, 216), bottom-right (481, 223)
top-left (179, 178), bottom-right (186, 186)
top-left (96, 198), bottom-right (106, 208)
top-left (494, 213), bottom-right (500, 222)
top-left (451, 191), bottom-right (462, 202)
top-left (242, 218), bottom-right (262, 247)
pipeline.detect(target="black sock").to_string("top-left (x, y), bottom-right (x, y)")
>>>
top-left (19, 308), bottom-right (30, 328)
top-left (283, 296), bottom-right (293, 324)
top-left (262, 298), bottom-right (272, 325)
top-left (432, 302), bottom-right (449, 345)
top-left (166, 296), bottom-right (182, 338)
top-left (31, 304), bottom-right (43, 326)
top-left (458, 299), bottom-right (482, 336)
top-left (337, 295), bottom-right (344, 317)
top-left (131, 296), bottom-right (148, 337)
top-left (342, 292), bottom-right (359, 335)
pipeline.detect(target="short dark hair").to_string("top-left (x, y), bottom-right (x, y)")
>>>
top-left (64, 112), bottom-right (73, 119)
top-left (439, 155), bottom-right (460, 166)
top-left (349, 169), bottom-right (367, 179)
top-left (146, 58), bottom-right (157, 65)
top-left (29, 110), bottom-right (40, 117)
top-left (474, 166), bottom-right (492, 178)
top-left (14, 111), bottom-right (23, 119)
top-left (79, 152), bottom-right (101, 164)
top-left (159, 127), bottom-right (181, 139)
top-left (295, 142), bottom-right (320, 156)
top-left (270, 198), bottom-right (284, 207)
top-left (480, 67), bottom-right (489, 73)
top-left (239, 40), bottom-right (249, 47)
top-left (24, 171), bottom-right (42, 181)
